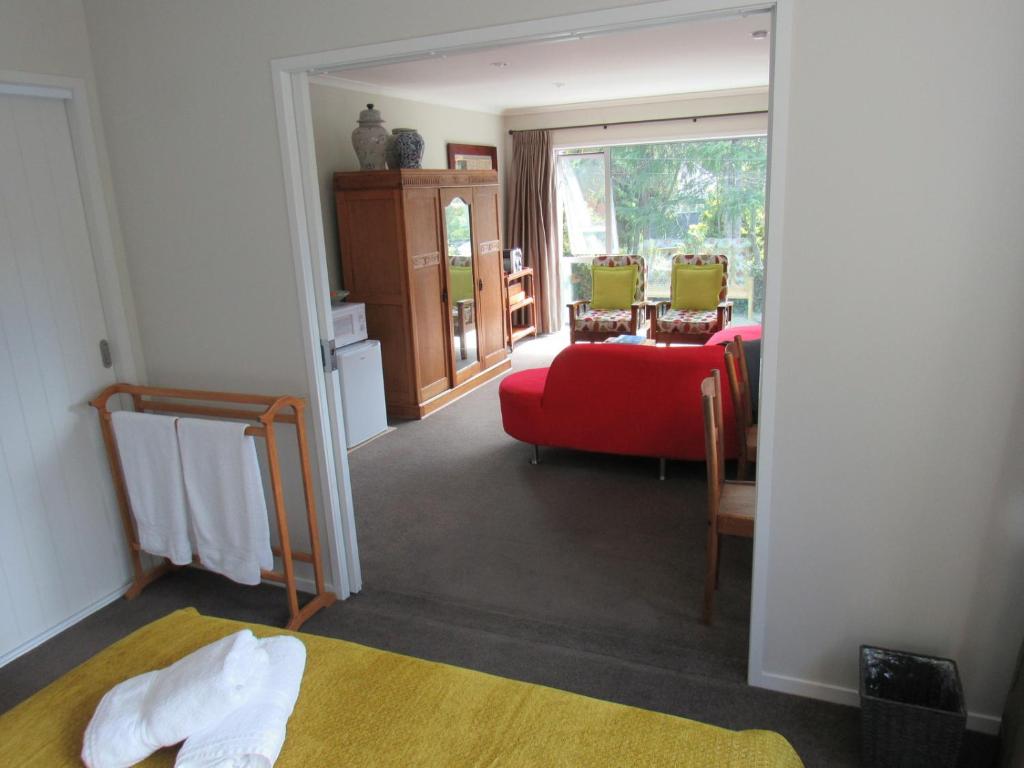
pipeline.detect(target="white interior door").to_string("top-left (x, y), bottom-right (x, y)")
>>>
top-left (0, 90), bottom-right (129, 664)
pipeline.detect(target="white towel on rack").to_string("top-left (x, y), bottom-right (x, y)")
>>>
top-left (111, 410), bottom-right (193, 565)
top-left (176, 418), bottom-right (274, 585)
top-left (175, 635), bottom-right (307, 768)
top-left (82, 629), bottom-right (270, 768)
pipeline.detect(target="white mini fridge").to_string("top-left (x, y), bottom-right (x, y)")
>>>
top-left (336, 339), bottom-right (388, 447)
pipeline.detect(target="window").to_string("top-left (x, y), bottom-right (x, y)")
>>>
top-left (556, 136), bottom-right (768, 322)
top-left (556, 151), bottom-right (615, 255)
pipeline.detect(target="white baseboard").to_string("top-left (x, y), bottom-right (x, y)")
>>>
top-left (966, 711), bottom-right (1003, 735)
top-left (0, 583), bottom-right (130, 668)
top-left (753, 670), bottom-right (1002, 735)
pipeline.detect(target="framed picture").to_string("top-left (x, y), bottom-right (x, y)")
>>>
top-left (447, 143), bottom-right (498, 172)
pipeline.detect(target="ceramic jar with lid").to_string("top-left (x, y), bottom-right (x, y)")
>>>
top-left (351, 103), bottom-right (388, 170)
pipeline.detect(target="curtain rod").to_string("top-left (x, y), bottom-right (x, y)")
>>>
top-left (507, 109), bottom-right (768, 135)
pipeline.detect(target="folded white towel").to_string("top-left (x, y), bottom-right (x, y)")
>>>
top-left (111, 411), bottom-right (192, 565)
top-left (82, 630), bottom-right (269, 768)
top-left (175, 636), bottom-right (307, 768)
top-left (176, 418), bottom-right (274, 585)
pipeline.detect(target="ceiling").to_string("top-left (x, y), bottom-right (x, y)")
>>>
top-left (319, 14), bottom-right (771, 114)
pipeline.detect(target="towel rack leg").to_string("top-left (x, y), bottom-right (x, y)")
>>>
top-left (264, 421), bottom-right (300, 622)
top-left (293, 402), bottom-right (327, 596)
top-left (96, 409), bottom-right (148, 594)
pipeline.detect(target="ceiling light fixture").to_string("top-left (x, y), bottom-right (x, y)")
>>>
top-left (751, 29), bottom-right (768, 39)
top-left (553, 82), bottom-right (566, 88)
top-left (490, 61), bottom-right (509, 68)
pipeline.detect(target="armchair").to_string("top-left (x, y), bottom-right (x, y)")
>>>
top-left (647, 254), bottom-right (732, 345)
top-left (567, 254), bottom-right (647, 344)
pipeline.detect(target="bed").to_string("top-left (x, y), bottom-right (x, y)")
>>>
top-left (0, 608), bottom-right (803, 766)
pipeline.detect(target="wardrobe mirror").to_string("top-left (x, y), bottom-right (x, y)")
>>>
top-left (444, 197), bottom-right (477, 371)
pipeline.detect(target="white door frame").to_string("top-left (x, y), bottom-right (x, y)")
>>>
top-left (270, 0), bottom-right (793, 691)
top-left (0, 70), bottom-right (141, 386)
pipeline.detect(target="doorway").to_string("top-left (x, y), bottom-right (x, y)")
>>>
top-left (272, 0), bottom-right (793, 693)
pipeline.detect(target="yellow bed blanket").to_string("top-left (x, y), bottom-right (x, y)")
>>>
top-left (0, 608), bottom-right (803, 767)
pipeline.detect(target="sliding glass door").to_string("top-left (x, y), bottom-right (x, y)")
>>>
top-left (555, 136), bottom-right (768, 322)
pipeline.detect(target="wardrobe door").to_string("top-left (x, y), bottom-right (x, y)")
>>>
top-left (472, 184), bottom-right (508, 370)
top-left (338, 188), bottom-right (416, 410)
top-left (440, 187), bottom-right (481, 385)
top-left (402, 186), bottom-right (451, 402)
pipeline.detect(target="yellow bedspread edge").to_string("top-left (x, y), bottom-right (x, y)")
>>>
top-left (0, 608), bottom-right (804, 768)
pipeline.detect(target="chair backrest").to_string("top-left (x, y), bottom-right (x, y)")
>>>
top-left (671, 254), bottom-right (729, 304)
top-left (724, 339), bottom-right (752, 432)
top-left (701, 370), bottom-right (725, 519)
top-left (592, 254), bottom-right (646, 302)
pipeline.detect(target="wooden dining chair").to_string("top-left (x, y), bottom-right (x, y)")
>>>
top-left (724, 337), bottom-right (757, 480)
top-left (701, 370), bottom-right (755, 625)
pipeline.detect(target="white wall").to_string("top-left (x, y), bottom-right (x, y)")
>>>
top-left (310, 81), bottom-right (506, 291)
top-left (0, 0), bottom-right (143, 380)
top-left (758, 0), bottom-right (1024, 727)
top-left (78, 0), bottom-right (1024, 729)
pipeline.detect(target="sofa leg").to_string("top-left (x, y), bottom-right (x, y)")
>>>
top-left (659, 457), bottom-right (666, 481)
top-left (530, 445), bottom-right (540, 465)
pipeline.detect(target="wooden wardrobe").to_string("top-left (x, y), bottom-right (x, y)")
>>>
top-left (334, 169), bottom-right (510, 419)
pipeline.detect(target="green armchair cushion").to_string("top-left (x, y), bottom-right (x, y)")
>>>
top-left (591, 265), bottom-right (639, 310)
top-left (671, 263), bottom-right (724, 311)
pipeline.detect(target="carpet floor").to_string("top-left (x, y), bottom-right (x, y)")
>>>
top-left (0, 333), bottom-right (998, 767)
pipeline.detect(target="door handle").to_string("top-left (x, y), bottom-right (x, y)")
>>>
top-left (99, 339), bottom-right (113, 368)
top-left (478, 278), bottom-right (484, 291)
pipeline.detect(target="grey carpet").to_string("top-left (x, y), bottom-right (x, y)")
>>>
top-left (0, 334), bottom-right (998, 767)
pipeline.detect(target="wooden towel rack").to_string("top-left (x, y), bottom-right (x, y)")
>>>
top-left (90, 383), bottom-right (337, 630)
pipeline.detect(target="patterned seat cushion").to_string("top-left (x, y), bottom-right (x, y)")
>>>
top-left (657, 309), bottom-right (719, 334)
top-left (575, 308), bottom-right (633, 333)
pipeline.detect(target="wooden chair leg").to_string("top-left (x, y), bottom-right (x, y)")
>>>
top-left (703, 523), bottom-right (718, 625)
top-left (715, 534), bottom-right (723, 589)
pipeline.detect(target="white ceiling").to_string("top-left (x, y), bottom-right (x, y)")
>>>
top-left (319, 14), bottom-right (771, 114)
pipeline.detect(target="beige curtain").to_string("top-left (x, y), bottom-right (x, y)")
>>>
top-left (507, 130), bottom-right (560, 333)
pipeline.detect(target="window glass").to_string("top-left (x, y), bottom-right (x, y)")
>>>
top-left (556, 137), bottom-right (767, 322)
top-left (556, 152), bottom-right (610, 255)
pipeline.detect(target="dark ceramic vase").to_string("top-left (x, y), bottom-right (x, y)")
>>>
top-left (388, 128), bottom-right (424, 169)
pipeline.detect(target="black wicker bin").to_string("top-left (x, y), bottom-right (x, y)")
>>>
top-left (860, 645), bottom-right (966, 767)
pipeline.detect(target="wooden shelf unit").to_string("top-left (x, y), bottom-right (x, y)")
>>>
top-left (504, 267), bottom-right (537, 347)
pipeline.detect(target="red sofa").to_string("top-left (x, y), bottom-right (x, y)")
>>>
top-left (499, 344), bottom-right (738, 463)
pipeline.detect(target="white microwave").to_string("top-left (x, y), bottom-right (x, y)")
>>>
top-left (332, 302), bottom-right (368, 347)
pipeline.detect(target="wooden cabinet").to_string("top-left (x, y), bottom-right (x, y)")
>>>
top-left (334, 169), bottom-right (510, 419)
